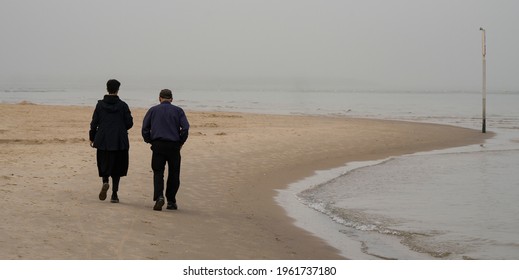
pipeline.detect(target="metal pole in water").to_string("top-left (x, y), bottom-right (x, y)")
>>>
top-left (480, 27), bottom-right (487, 133)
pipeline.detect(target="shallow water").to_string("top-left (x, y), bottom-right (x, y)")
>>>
top-left (298, 147), bottom-right (519, 259)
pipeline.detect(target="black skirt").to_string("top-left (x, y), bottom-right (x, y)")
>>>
top-left (96, 149), bottom-right (129, 177)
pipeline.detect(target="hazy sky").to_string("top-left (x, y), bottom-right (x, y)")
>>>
top-left (1, 0), bottom-right (518, 91)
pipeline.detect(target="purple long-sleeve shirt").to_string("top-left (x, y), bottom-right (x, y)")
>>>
top-left (142, 101), bottom-right (189, 144)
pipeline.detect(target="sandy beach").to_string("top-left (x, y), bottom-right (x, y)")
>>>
top-left (0, 102), bottom-right (490, 260)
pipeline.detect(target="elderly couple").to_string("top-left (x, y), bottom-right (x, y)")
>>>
top-left (88, 79), bottom-right (189, 211)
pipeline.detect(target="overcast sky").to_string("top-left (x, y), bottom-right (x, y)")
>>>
top-left (1, 0), bottom-right (518, 91)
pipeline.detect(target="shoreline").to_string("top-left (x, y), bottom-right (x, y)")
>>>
top-left (0, 103), bottom-right (491, 259)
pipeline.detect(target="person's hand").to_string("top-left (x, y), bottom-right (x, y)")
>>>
top-left (90, 141), bottom-right (94, 148)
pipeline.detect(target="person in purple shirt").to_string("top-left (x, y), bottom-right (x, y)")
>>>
top-left (142, 89), bottom-right (189, 211)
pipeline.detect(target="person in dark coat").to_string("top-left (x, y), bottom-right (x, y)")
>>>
top-left (89, 79), bottom-right (133, 203)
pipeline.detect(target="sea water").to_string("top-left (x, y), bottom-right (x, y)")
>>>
top-left (2, 87), bottom-right (519, 259)
top-left (268, 90), bottom-right (519, 260)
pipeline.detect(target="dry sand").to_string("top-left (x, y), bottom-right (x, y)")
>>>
top-left (0, 103), bottom-right (490, 259)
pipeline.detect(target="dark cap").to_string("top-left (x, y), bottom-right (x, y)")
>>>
top-left (159, 89), bottom-right (173, 99)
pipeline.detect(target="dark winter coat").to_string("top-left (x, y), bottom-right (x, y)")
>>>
top-left (89, 94), bottom-right (133, 151)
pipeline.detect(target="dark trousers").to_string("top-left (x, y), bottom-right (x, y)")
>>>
top-left (151, 141), bottom-right (182, 203)
top-left (102, 176), bottom-right (120, 193)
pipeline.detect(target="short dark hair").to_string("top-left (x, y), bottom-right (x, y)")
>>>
top-left (106, 79), bottom-right (121, 94)
top-left (159, 89), bottom-right (173, 99)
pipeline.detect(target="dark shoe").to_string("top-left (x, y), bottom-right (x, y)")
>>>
top-left (167, 202), bottom-right (178, 210)
top-left (153, 197), bottom-right (165, 211)
top-left (110, 193), bottom-right (119, 203)
top-left (99, 183), bottom-right (109, 201)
